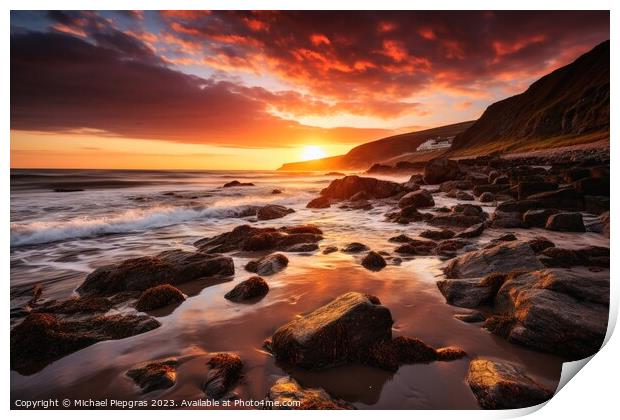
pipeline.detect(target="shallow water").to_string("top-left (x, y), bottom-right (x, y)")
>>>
top-left (10, 169), bottom-right (609, 409)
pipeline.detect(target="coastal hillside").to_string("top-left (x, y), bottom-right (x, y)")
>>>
top-left (278, 121), bottom-right (474, 171)
top-left (450, 40), bottom-right (610, 154)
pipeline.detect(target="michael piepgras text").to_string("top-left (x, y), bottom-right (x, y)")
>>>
top-left (14, 398), bottom-right (301, 409)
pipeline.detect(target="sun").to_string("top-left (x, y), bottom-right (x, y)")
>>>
top-left (300, 145), bottom-right (327, 161)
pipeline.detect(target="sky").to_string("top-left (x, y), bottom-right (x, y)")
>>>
top-left (10, 10), bottom-right (610, 169)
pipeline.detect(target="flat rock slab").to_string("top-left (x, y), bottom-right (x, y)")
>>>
top-left (271, 292), bottom-right (393, 369)
top-left (467, 359), bottom-right (552, 409)
top-left (436, 278), bottom-right (494, 308)
top-left (444, 241), bottom-right (543, 279)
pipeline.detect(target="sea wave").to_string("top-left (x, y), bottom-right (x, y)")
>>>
top-left (10, 204), bottom-right (260, 247)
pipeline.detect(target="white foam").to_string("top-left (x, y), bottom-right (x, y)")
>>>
top-left (10, 204), bottom-right (259, 247)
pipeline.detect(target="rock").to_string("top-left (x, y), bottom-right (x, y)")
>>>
top-left (424, 158), bottom-right (460, 184)
top-left (584, 195), bottom-right (609, 214)
top-left (436, 346), bottom-right (468, 361)
top-left (490, 211), bottom-right (522, 228)
top-left (11, 313), bottom-right (161, 375)
top-left (223, 180), bottom-right (254, 188)
top-left (342, 242), bottom-right (369, 253)
top-left (444, 241), bottom-right (544, 279)
top-left (344, 199), bottom-right (373, 211)
top-left (135, 284), bottom-right (185, 312)
top-left (266, 377), bottom-right (353, 410)
top-left (319, 176), bottom-right (403, 200)
top-left (436, 278), bottom-right (495, 308)
top-left (466, 359), bottom-right (553, 409)
top-left (455, 223), bottom-right (485, 238)
top-left (204, 353), bottom-right (243, 400)
top-left (32, 296), bottom-right (113, 315)
top-left (517, 182), bottom-right (558, 199)
top-left (523, 187), bottom-right (585, 211)
top-left (77, 250), bottom-right (234, 296)
top-left (456, 191), bottom-right (475, 201)
top-left (435, 239), bottom-right (469, 256)
top-left (361, 251), bottom-right (387, 271)
top-left (306, 196), bottom-right (331, 208)
top-left (195, 225), bottom-right (323, 253)
top-left (522, 209), bottom-right (559, 228)
top-left (545, 212), bottom-right (585, 232)
top-left (440, 180), bottom-right (472, 192)
top-left (388, 234), bottom-right (414, 243)
top-left (527, 237), bottom-right (555, 253)
top-left (420, 229), bottom-right (455, 240)
top-left (127, 359), bottom-right (178, 393)
top-left (270, 292), bottom-right (393, 369)
top-left (492, 175), bottom-right (509, 185)
top-left (493, 233), bottom-right (517, 242)
top-left (398, 189), bottom-right (435, 208)
top-left (322, 245), bottom-right (338, 254)
top-left (350, 191), bottom-right (369, 201)
top-left (429, 205), bottom-right (486, 228)
top-left (455, 311), bottom-right (486, 323)
top-left (287, 243), bottom-right (319, 252)
top-left (386, 206), bottom-right (433, 224)
top-left (395, 240), bottom-right (436, 256)
top-left (256, 205), bottom-right (295, 221)
top-left (478, 192), bottom-right (495, 203)
top-left (573, 177), bottom-right (609, 196)
top-left (224, 277), bottom-right (269, 302)
top-left (488, 269), bottom-right (609, 358)
top-left (538, 246), bottom-right (609, 268)
top-left (245, 253), bottom-right (289, 275)
top-left (364, 336), bottom-right (439, 371)
top-left (473, 184), bottom-right (508, 196)
top-left (600, 211), bottom-right (610, 237)
top-left (271, 189), bottom-right (282, 194)
top-left (564, 167), bottom-right (591, 183)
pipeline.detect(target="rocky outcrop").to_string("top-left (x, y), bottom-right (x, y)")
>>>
top-left (436, 277), bottom-right (496, 308)
top-left (224, 277), bottom-right (269, 302)
top-left (256, 205), bottom-right (295, 221)
top-left (423, 158), bottom-right (460, 184)
top-left (306, 196), bottom-right (331, 208)
top-left (444, 241), bottom-right (543, 279)
top-left (270, 292), bottom-right (393, 369)
top-left (223, 180), bottom-right (254, 188)
top-left (317, 176), bottom-right (403, 201)
top-left (204, 353), bottom-right (243, 400)
top-left (245, 253), bottom-right (289, 276)
top-left (194, 225), bottom-right (323, 253)
top-left (135, 284), bottom-right (185, 312)
top-left (77, 250), bottom-right (234, 296)
top-left (266, 377), bottom-right (353, 409)
top-left (398, 190), bottom-right (435, 209)
top-left (127, 359), bottom-right (178, 393)
top-left (11, 313), bottom-right (161, 375)
top-left (466, 359), bottom-right (553, 409)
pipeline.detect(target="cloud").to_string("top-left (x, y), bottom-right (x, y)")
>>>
top-left (10, 30), bottom-right (391, 147)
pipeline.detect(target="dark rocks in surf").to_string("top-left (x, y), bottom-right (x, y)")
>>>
top-left (398, 189), bottom-right (435, 209)
top-left (10, 313), bottom-right (161, 375)
top-left (77, 250), bottom-right (234, 296)
top-left (135, 284), bottom-right (185, 312)
top-left (266, 377), bottom-right (354, 410)
top-left (423, 158), bottom-right (460, 185)
top-left (224, 277), bottom-right (269, 302)
top-left (319, 175), bottom-right (404, 200)
top-left (245, 253), bottom-right (289, 276)
top-left (545, 212), bottom-right (586, 232)
top-left (256, 204), bottom-right (295, 221)
top-left (222, 180), bottom-right (254, 188)
top-left (342, 242), bottom-right (370, 253)
top-left (306, 196), bottom-right (331, 208)
top-left (204, 353), bottom-right (243, 400)
top-left (420, 229), bottom-right (455, 240)
top-left (194, 224), bottom-right (323, 253)
top-left (361, 251), bottom-right (387, 271)
top-left (127, 359), bottom-right (178, 393)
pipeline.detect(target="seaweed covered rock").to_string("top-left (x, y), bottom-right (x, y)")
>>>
top-left (266, 377), bottom-right (353, 410)
top-left (127, 359), bottom-right (178, 393)
top-left (194, 225), bottom-right (323, 253)
top-left (270, 292), bottom-right (393, 369)
top-left (467, 359), bottom-right (553, 409)
top-left (204, 353), bottom-right (243, 400)
top-left (224, 277), bottom-right (269, 302)
top-left (135, 284), bottom-right (185, 312)
top-left (245, 253), bottom-right (289, 276)
top-left (78, 250), bottom-right (234, 296)
top-left (11, 313), bottom-right (161, 375)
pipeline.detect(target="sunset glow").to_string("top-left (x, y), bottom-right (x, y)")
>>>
top-left (9, 10), bottom-right (610, 169)
top-left (300, 145), bottom-right (328, 161)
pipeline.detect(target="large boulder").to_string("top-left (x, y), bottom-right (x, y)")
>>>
top-left (194, 225), bottom-right (323, 253)
top-left (436, 278), bottom-right (496, 308)
top-left (545, 212), bottom-right (586, 232)
top-left (266, 377), bottom-right (353, 410)
top-left (487, 269), bottom-right (609, 359)
top-left (270, 292), bottom-right (393, 369)
top-left (522, 209), bottom-right (559, 228)
top-left (423, 158), bottom-right (460, 185)
top-left (257, 205), bottom-right (295, 220)
top-left (466, 359), bottom-right (553, 409)
top-left (444, 241), bottom-right (543, 279)
top-left (319, 176), bottom-right (403, 200)
top-left (11, 313), bottom-right (160, 375)
top-left (77, 250), bottom-right (234, 296)
top-left (361, 251), bottom-right (387, 271)
top-left (398, 189), bottom-right (435, 208)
